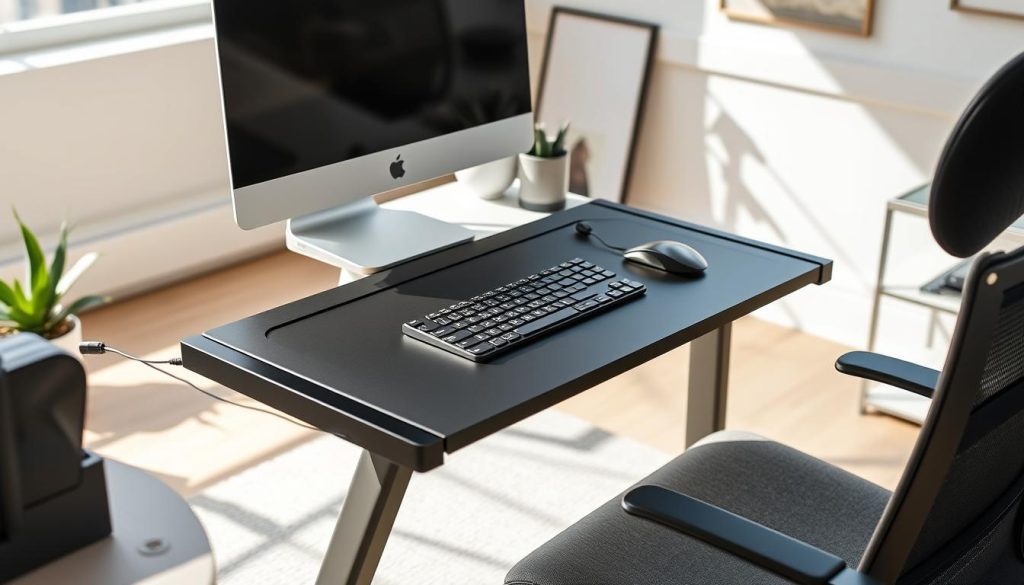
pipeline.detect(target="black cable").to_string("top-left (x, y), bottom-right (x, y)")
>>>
top-left (575, 221), bottom-right (628, 252)
top-left (80, 341), bottom-right (326, 434)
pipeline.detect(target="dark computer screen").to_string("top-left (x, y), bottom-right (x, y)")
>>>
top-left (213, 0), bottom-right (533, 189)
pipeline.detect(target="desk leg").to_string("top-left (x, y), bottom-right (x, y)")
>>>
top-left (316, 450), bottom-right (412, 585)
top-left (686, 324), bottom-right (732, 448)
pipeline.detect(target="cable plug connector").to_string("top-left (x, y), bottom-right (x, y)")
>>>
top-left (79, 341), bottom-right (183, 366)
top-left (79, 341), bottom-right (107, 355)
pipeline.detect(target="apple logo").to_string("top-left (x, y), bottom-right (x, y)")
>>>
top-left (390, 154), bottom-right (406, 180)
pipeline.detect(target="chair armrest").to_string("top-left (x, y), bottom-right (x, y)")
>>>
top-left (622, 485), bottom-right (880, 585)
top-left (835, 351), bottom-right (939, 399)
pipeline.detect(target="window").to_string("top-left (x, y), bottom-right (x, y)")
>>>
top-left (0, 0), bottom-right (210, 56)
top-left (2, 0), bottom-right (159, 25)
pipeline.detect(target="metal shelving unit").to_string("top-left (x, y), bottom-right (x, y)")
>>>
top-left (863, 185), bottom-right (1024, 423)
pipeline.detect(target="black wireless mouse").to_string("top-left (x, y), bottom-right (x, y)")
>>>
top-left (624, 241), bottom-right (708, 275)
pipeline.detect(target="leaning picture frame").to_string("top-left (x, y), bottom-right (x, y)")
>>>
top-left (721, 0), bottom-right (876, 37)
top-left (535, 8), bottom-right (658, 204)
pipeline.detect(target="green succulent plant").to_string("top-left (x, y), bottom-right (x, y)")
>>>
top-left (0, 210), bottom-right (109, 339)
top-left (528, 122), bottom-right (571, 158)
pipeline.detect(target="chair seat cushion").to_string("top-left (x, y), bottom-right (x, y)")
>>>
top-left (505, 431), bottom-right (892, 585)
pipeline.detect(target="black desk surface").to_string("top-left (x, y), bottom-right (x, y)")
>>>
top-left (182, 201), bottom-right (831, 471)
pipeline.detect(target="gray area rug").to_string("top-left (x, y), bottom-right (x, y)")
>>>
top-left (190, 410), bottom-right (672, 584)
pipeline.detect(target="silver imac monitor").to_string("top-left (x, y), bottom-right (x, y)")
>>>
top-left (211, 0), bottom-right (534, 273)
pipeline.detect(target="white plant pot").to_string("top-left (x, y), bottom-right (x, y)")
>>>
top-left (518, 153), bottom-right (569, 212)
top-left (48, 315), bottom-right (83, 361)
top-left (455, 156), bottom-right (518, 200)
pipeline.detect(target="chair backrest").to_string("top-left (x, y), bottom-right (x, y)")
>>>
top-left (859, 249), bottom-right (1024, 584)
top-left (858, 52), bottom-right (1024, 584)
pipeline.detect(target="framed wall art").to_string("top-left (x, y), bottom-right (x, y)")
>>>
top-left (721, 0), bottom-right (876, 36)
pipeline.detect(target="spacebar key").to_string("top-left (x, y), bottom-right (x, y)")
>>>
top-left (515, 307), bottom-right (579, 337)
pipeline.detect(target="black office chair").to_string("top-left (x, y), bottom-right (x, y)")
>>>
top-left (505, 53), bottom-right (1024, 585)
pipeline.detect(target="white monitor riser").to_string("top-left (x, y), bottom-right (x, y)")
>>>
top-left (285, 180), bottom-right (587, 283)
top-left (286, 198), bottom-right (475, 276)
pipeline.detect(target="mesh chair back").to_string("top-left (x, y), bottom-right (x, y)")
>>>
top-left (860, 248), bottom-right (1024, 584)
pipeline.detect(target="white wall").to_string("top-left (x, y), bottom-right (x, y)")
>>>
top-left (526, 0), bottom-right (1024, 352)
top-left (1, 2), bottom-right (1022, 352)
top-left (0, 26), bottom-right (280, 299)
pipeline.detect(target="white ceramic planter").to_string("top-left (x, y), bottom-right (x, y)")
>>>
top-left (48, 315), bottom-right (83, 361)
top-left (455, 156), bottom-right (518, 200)
top-left (518, 153), bottom-right (569, 212)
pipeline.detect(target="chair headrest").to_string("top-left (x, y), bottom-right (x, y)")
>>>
top-left (931, 52), bottom-right (1024, 258)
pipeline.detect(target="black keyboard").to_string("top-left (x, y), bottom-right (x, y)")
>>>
top-left (402, 258), bottom-right (646, 361)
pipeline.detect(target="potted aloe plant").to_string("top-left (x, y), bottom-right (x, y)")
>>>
top-left (518, 122), bottom-right (570, 212)
top-left (0, 211), bottom-right (109, 356)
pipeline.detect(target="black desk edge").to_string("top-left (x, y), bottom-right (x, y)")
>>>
top-left (181, 336), bottom-right (446, 471)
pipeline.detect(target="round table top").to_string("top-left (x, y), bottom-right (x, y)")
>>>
top-left (12, 459), bottom-right (215, 585)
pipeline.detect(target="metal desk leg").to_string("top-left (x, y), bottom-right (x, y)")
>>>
top-left (686, 323), bottom-right (732, 448)
top-left (316, 450), bottom-right (412, 585)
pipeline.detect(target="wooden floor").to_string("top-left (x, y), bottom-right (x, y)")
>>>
top-left (80, 251), bottom-right (920, 497)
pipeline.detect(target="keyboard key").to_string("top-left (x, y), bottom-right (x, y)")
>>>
top-left (489, 337), bottom-right (508, 347)
top-left (608, 290), bottom-right (624, 299)
top-left (407, 320), bottom-right (423, 328)
top-left (443, 330), bottom-right (473, 344)
top-left (501, 332), bottom-right (522, 342)
top-left (596, 295), bottom-right (612, 304)
top-left (571, 289), bottom-right (598, 302)
top-left (418, 320), bottom-right (441, 332)
top-left (574, 300), bottom-right (599, 312)
top-left (433, 326), bottom-right (456, 338)
top-left (468, 343), bottom-right (495, 356)
top-left (515, 306), bottom-right (579, 337)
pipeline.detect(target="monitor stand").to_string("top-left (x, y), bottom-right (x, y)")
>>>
top-left (286, 198), bottom-right (475, 275)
